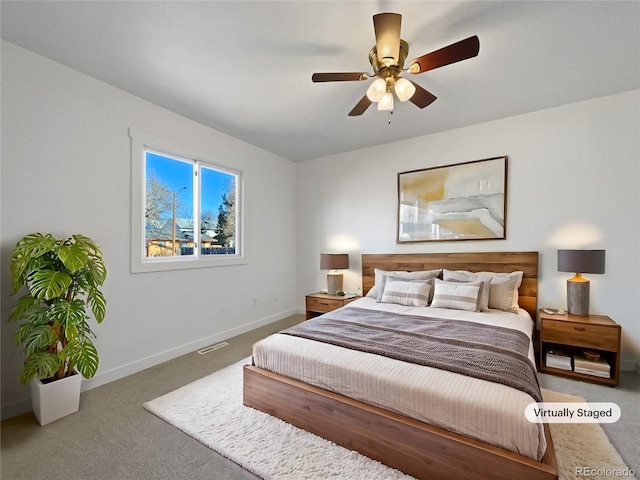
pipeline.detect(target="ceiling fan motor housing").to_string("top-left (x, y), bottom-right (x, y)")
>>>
top-left (369, 39), bottom-right (409, 79)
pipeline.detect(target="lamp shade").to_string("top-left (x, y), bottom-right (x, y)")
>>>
top-left (377, 92), bottom-right (394, 111)
top-left (366, 79), bottom-right (386, 102)
top-left (558, 250), bottom-right (605, 274)
top-left (394, 78), bottom-right (416, 102)
top-left (320, 253), bottom-right (349, 270)
top-left (373, 13), bottom-right (401, 66)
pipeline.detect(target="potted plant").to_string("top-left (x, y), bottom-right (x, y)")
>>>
top-left (8, 233), bottom-right (107, 425)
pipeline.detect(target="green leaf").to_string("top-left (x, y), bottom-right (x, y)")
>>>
top-left (12, 233), bottom-right (57, 262)
top-left (10, 257), bottom-right (29, 293)
top-left (57, 243), bottom-right (88, 273)
top-left (63, 339), bottom-right (99, 379)
top-left (72, 235), bottom-right (102, 258)
top-left (10, 234), bottom-right (58, 292)
top-left (30, 270), bottom-right (72, 300)
top-left (86, 255), bottom-right (107, 286)
top-left (87, 289), bottom-right (106, 323)
top-left (20, 351), bottom-right (61, 384)
top-left (49, 299), bottom-right (86, 331)
top-left (65, 323), bottom-right (79, 341)
top-left (8, 295), bottom-right (37, 322)
top-left (17, 233), bottom-right (57, 256)
top-left (15, 323), bottom-right (58, 356)
top-left (11, 302), bottom-right (50, 327)
top-left (13, 322), bottom-right (37, 346)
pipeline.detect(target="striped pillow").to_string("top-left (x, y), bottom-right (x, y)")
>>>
top-left (442, 270), bottom-right (491, 311)
top-left (431, 279), bottom-right (482, 312)
top-left (368, 268), bottom-right (441, 300)
top-left (380, 277), bottom-right (432, 307)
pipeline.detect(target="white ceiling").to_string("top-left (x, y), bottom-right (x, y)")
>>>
top-left (2, 1), bottom-right (639, 162)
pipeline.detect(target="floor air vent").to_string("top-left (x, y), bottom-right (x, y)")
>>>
top-left (197, 342), bottom-right (229, 355)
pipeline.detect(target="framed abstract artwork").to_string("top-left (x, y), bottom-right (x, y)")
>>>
top-left (397, 156), bottom-right (508, 243)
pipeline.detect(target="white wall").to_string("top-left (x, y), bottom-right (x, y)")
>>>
top-left (297, 90), bottom-right (640, 368)
top-left (1, 41), bottom-right (297, 418)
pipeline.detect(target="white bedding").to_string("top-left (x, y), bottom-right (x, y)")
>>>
top-left (251, 296), bottom-right (547, 461)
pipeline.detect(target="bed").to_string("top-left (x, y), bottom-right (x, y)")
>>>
top-left (243, 252), bottom-right (558, 480)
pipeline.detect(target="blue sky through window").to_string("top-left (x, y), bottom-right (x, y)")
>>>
top-left (146, 152), bottom-right (232, 219)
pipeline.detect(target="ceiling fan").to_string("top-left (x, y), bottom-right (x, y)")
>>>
top-left (311, 13), bottom-right (479, 116)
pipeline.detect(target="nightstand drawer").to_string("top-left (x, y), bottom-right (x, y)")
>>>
top-left (306, 296), bottom-right (343, 313)
top-left (541, 320), bottom-right (619, 351)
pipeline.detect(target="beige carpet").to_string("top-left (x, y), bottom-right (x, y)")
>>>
top-left (144, 359), bottom-right (635, 480)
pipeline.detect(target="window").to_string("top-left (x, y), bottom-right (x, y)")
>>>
top-left (130, 129), bottom-right (244, 273)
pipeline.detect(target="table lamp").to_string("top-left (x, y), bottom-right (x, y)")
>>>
top-left (320, 253), bottom-right (349, 295)
top-left (557, 249), bottom-right (605, 316)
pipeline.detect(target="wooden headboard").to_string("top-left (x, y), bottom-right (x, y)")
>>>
top-left (362, 252), bottom-right (539, 319)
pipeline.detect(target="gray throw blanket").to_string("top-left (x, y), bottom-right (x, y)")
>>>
top-left (281, 307), bottom-right (542, 402)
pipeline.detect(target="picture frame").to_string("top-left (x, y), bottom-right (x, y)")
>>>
top-left (397, 156), bottom-right (508, 243)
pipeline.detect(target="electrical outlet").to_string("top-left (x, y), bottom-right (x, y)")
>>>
top-left (273, 290), bottom-right (279, 302)
top-left (252, 296), bottom-right (258, 307)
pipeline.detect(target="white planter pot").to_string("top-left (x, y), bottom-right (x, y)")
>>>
top-left (30, 371), bottom-right (81, 425)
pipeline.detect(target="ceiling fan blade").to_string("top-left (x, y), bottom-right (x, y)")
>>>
top-left (348, 95), bottom-right (372, 116)
top-left (408, 81), bottom-right (437, 109)
top-left (408, 35), bottom-right (480, 74)
top-left (312, 72), bottom-right (368, 82)
top-left (373, 13), bottom-right (402, 66)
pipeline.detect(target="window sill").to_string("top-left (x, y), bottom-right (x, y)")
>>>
top-left (131, 255), bottom-right (248, 274)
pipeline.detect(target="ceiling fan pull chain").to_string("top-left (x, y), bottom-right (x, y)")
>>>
top-left (388, 110), bottom-right (393, 125)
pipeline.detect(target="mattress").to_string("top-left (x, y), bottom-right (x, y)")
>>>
top-left (251, 296), bottom-right (547, 461)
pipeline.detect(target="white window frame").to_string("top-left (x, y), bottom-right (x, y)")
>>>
top-left (130, 128), bottom-right (246, 273)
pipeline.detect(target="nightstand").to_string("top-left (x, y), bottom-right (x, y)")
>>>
top-left (305, 292), bottom-right (358, 319)
top-left (538, 309), bottom-right (621, 386)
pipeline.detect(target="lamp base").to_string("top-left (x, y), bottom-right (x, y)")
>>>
top-left (567, 278), bottom-right (590, 316)
top-left (327, 272), bottom-right (344, 295)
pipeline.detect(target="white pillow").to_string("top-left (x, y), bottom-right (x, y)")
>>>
top-left (367, 268), bottom-right (441, 300)
top-left (442, 269), bottom-right (523, 312)
top-left (487, 275), bottom-right (521, 312)
top-left (380, 277), bottom-right (432, 307)
top-left (430, 279), bottom-right (483, 312)
top-left (483, 271), bottom-right (523, 312)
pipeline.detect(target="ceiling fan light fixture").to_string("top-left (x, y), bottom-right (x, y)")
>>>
top-left (373, 13), bottom-right (402, 67)
top-left (394, 78), bottom-right (416, 102)
top-left (377, 91), bottom-right (394, 111)
top-left (366, 78), bottom-right (386, 102)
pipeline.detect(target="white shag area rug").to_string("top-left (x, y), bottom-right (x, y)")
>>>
top-left (144, 358), bottom-right (634, 480)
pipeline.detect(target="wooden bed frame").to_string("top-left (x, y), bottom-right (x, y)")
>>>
top-left (244, 251), bottom-right (558, 480)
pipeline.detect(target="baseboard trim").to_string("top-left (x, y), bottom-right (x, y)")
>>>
top-left (1, 398), bottom-right (33, 421)
top-left (620, 358), bottom-right (640, 373)
top-left (81, 308), bottom-right (299, 391)
top-left (1, 308), bottom-right (298, 421)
